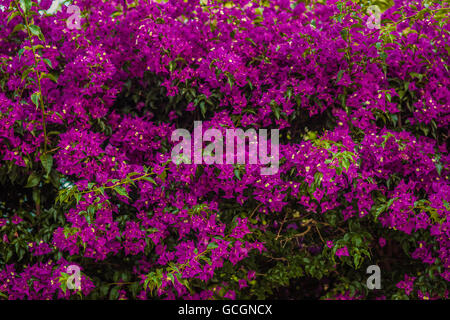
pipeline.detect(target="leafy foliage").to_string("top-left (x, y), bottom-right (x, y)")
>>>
top-left (0, 0), bottom-right (448, 300)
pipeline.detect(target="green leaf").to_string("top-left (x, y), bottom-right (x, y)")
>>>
top-left (353, 235), bottom-right (362, 247)
top-left (29, 25), bottom-right (44, 41)
top-left (386, 92), bottom-right (391, 102)
top-left (114, 186), bottom-right (129, 198)
top-left (435, 163), bottom-right (443, 176)
top-left (32, 44), bottom-right (44, 51)
top-left (41, 73), bottom-right (58, 83)
top-left (109, 286), bottom-right (119, 300)
top-left (273, 107), bottom-right (280, 120)
top-left (142, 176), bottom-right (157, 185)
top-left (30, 92), bottom-right (40, 108)
top-left (409, 72), bottom-right (423, 81)
top-left (7, 11), bottom-right (21, 24)
top-left (199, 101), bottom-right (206, 117)
top-left (42, 58), bottom-right (52, 69)
top-left (245, 37), bottom-right (257, 47)
top-left (336, 70), bottom-right (344, 83)
top-left (342, 158), bottom-right (350, 171)
top-left (226, 73), bottom-right (234, 89)
top-left (19, 0), bottom-right (31, 13)
top-left (207, 242), bottom-right (219, 250)
top-left (21, 67), bottom-right (34, 81)
top-left (158, 170), bottom-right (167, 182)
top-left (373, 204), bottom-right (386, 221)
top-left (12, 23), bottom-right (25, 34)
top-left (40, 153), bottom-right (53, 177)
top-left (75, 193), bottom-right (82, 204)
top-left (168, 60), bottom-right (177, 72)
top-left (234, 169), bottom-right (241, 181)
top-left (32, 187), bottom-right (40, 207)
top-left (17, 48), bottom-right (26, 61)
top-left (25, 172), bottom-right (40, 188)
top-left (5, 250), bottom-right (13, 263)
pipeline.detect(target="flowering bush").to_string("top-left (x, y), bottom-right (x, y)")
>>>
top-left (0, 0), bottom-right (449, 300)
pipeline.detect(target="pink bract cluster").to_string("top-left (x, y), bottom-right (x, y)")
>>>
top-left (0, 0), bottom-right (448, 300)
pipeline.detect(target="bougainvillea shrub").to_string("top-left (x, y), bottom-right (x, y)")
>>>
top-left (0, 0), bottom-right (449, 300)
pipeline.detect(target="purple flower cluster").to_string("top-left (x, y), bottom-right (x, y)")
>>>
top-left (0, 0), bottom-right (448, 299)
